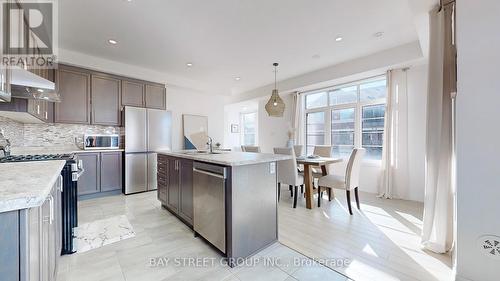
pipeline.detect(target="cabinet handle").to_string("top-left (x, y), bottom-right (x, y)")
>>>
top-left (49, 195), bottom-right (54, 225)
top-left (37, 104), bottom-right (40, 115)
top-left (58, 175), bottom-right (63, 192)
top-left (45, 111), bottom-right (48, 120)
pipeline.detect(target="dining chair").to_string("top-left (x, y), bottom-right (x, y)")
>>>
top-left (309, 145), bottom-right (333, 197)
top-left (317, 148), bottom-right (365, 215)
top-left (293, 145), bottom-right (303, 157)
top-left (274, 147), bottom-right (304, 208)
top-left (241, 145), bottom-right (261, 153)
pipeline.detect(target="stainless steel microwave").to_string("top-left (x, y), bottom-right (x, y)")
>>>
top-left (83, 134), bottom-right (120, 150)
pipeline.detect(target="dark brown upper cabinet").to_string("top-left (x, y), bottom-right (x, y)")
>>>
top-left (145, 84), bottom-right (166, 110)
top-left (121, 80), bottom-right (144, 107)
top-left (54, 66), bottom-right (91, 124)
top-left (53, 64), bottom-right (166, 125)
top-left (91, 75), bottom-right (121, 126)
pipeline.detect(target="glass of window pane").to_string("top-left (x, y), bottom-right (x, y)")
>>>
top-left (360, 80), bottom-right (386, 102)
top-left (306, 112), bottom-right (325, 155)
top-left (242, 112), bottom-right (256, 145)
top-left (329, 86), bottom-right (357, 105)
top-left (331, 108), bottom-right (355, 158)
top-left (305, 92), bottom-right (328, 109)
top-left (362, 104), bottom-right (385, 160)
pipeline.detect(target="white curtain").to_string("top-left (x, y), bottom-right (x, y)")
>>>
top-left (421, 3), bottom-right (455, 254)
top-left (290, 92), bottom-right (305, 146)
top-left (379, 69), bottom-right (410, 199)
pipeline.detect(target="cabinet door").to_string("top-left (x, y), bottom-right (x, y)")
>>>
top-left (54, 66), bottom-right (91, 124)
top-left (179, 159), bottom-right (193, 225)
top-left (157, 155), bottom-right (168, 204)
top-left (0, 211), bottom-right (19, 281)
top-left (40, 197), bottom-right (50, 281)
top-left (91, 75), bottom-right (121, 126)
top-left (121, 80), bottom-right (144, 107)
top-left (144, 84), bottom-right (166, 110)
top-left (48, 193), bottom-right (57, 281)
top-left (166, 158), bottom-right (180, 212)
top-left (100, 152), bottom-right (123, 192)
top-left (77, 153), bottom-right (100, 196)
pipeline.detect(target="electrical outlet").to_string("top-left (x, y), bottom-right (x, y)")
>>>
top-left (477, 235), bottom-right (500, 260)
top-left (269, 162), bottom-right (276, 174)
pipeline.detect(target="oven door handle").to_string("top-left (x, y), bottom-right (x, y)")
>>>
top-left (72, 167), bottom-right (85, 181)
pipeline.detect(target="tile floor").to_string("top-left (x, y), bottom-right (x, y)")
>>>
top-left (278, 188), bottom-right (453, 281)
top-left (57, 191), bottom-right (350, 281)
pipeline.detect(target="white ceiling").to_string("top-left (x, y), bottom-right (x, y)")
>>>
top-left (59, 0), bottom-right (419, 95)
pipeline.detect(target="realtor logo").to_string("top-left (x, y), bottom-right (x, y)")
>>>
top-left (1, 1), bottom-right (57, 68)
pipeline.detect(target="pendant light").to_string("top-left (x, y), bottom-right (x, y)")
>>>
top-left (265, 63), bottom-right (285, 117)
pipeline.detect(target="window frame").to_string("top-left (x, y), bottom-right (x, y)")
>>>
top-left (304, 75), bottom-right (387, 163)
top-left (240, 111), bottom-right (258, 146)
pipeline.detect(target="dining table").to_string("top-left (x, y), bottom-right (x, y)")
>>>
top-left (296, 156), bottom-right (343, 209)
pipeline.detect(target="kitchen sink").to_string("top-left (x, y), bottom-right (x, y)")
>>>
top-left (182, 150), bottom-right (222, 155)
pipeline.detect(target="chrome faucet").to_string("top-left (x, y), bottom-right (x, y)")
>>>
top-left (207, 136), bottom-right (214, 153)
top-left (0, 130), bottom-right (11, 157)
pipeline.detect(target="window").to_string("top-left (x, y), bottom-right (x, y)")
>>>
top-left (241, 112), bottom-right (257, 146)
top-left (362, 105), bottom-right (385, 160)
top-left (332, 108), bottom-right (355, 158)
top-left (306, 111), bottom-right (325, 155)
top-left (305, 92), bottom-right (328, 109)
top-left (304, 77), bottom-right (387, 161)
top-left (329, 86), bottom-right (357, 105)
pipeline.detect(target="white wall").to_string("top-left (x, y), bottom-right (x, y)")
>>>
top-left (406, 64), bottom-right (428, 202)
top-left (257, 94), bottom-right (294, 153)
top-left (166, 85), bottom-right (228, 151)
top-left (455, 1), bottom-right (500, 280)
top-left (223, 100), bottom-right (259, 151)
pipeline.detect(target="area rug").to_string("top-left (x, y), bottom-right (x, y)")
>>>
top-left (73, 215), bottom-right (135, 253)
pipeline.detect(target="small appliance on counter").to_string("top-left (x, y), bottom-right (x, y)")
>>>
top-left (0, 153), bottom-right (84, 254)
top-left (83, 134), bottom-right (120, 150)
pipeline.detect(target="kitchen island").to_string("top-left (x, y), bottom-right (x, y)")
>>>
top-left (156, 150), bottom-right (291, 267)
top-left (0, 160), bottom-right (65, 281)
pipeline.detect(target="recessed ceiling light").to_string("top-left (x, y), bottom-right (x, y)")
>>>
top-left (374, 31), bottom-right (384, 38)
top-left (108, 39), bottom-right (118, 45)
top-left (186, 62), bottom-right (193, 67)
top-left (234, 77), bottom-right (241, 81)
top-left (335, 36), bottom-right (343, 42)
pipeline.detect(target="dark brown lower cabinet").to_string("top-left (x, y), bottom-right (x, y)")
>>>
top-left (178, 159), bottom-right (194, 223)
top-left (100, 152), bottom-right (123, 192)
top-left (157, 155), bottom-right (193, 226)
top-left (77, 152), bottom-right (123, 197)
top-left (77, 153), bottom-right (100, 196)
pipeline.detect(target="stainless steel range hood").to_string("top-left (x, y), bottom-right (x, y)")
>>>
top-left (10, 67), bottom-right (59, 102)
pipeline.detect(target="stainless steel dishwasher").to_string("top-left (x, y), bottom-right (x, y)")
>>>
top-left (193, 161), bottom-right (227, 253)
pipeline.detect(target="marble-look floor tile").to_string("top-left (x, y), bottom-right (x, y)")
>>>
top-left (59, 192), bottom-right (346, 281)
top-left (291, 264), bottom-right (349, 281)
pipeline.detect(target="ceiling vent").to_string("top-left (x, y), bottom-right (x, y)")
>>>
top-left (477, 235), bottom-right (500, 260)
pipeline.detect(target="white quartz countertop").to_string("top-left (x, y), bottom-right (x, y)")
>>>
top-left (156, 150), bottom-right (292, 166)
top-left (10, 146), bottom-right (124, 155)
top-left (0, 160), bottom-right (66, 213)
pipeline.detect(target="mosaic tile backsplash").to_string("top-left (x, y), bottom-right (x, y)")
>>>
top-left (0, 116), bottom-right (122, 148)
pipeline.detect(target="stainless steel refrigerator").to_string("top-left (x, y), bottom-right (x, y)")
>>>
top-left (124, 106), bottom-right (172, 194)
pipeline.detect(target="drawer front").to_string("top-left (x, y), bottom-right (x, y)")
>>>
top-left (157, 173), bottom-right (167, 184)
